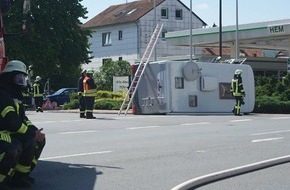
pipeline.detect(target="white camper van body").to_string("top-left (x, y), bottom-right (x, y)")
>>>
top-left (133, 60), bottom-right (255, 114)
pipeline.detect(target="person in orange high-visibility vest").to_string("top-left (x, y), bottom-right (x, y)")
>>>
top-left (83, 69), bottom-right (97, 119)
top-left (77, 69), bottom-right (86, 118)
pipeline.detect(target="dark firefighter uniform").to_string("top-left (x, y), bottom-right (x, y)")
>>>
top-left (231, 69), bottom-right (245, 116)
top-left (0, 60), bottom-right (45, 188)
top-left (33, 76), bottom-right (43, 112)
top-left (83, 69), bottom-right (97, 119)
top-left (14, 98), bottom-right (46, 172)
top-left (78, 69), bottom-right (86, 118)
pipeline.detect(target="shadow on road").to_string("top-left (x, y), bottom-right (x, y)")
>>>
top-left (10, 160), bottom-right (104, 190)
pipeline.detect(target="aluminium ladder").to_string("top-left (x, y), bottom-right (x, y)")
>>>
top-left (118, 23), bottom-right (164, 115)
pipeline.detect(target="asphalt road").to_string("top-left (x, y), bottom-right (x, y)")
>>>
top-left (13, 111), bottom-right (290, 190)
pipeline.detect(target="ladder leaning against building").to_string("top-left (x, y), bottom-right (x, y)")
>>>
top-left (118, 23), bottom-right (164, 115)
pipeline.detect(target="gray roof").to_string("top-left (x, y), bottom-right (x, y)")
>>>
top-left (82, 0), bottom-right (206, 28)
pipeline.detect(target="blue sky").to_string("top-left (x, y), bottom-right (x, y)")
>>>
top-left (80, 0), bottom-right (290, 26)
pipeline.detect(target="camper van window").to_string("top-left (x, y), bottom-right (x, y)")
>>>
top-left (175, 77), bottom-right (184, 89)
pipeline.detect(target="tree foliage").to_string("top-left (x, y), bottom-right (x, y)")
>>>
top-left (94, 59), bottom-right (131, 91)
top-left (255, 74), bottom-right (290, 101)
top-left (3, 0), bottom-right (92, 90)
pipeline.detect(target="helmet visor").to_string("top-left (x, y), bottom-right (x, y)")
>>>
top-left (14, 74), bottom-right (27, 86)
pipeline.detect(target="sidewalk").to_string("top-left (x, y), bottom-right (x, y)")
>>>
top-left (44, 109), bottom-right (132, 115)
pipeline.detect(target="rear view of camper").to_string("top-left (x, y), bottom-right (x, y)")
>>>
top-left (133, 60), bottom-right (255, 114)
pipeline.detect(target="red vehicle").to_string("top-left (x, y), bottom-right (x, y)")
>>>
top-left (0, 0), bottom-right (30, 71)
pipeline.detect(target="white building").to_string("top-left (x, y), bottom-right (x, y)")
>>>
top-left (82, 0), bottom-right (206, 70)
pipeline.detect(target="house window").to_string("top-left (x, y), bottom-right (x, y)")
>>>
top-left (175, 9), bottom-right (183, 20)
top-left (118, 30), bottom-right (123, 40)
top-left (102, 32), bottom-right (111, 46)
top-left (161, 8), bottom-right (168, 19)
top-left (175, 77), bottom-right (184, 89)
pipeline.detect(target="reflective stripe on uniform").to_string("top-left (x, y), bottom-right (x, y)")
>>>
top-left (0, 173), bottom-right (6, 182)
top-left (1, 106), bottom-right (15, 118)
top-left (0, 133), bottom-right (11, 143)
top-left (32, 158), bottom-right (37, 165)
top-left (0, 152), bottom-right (5, 162)
top-left (14, 164), bottom-right (30, 173)
top-left (13, 99), bottom-right (20, 115)
top-left (16, 123), bottom-right (28, 134)
top-left (26, 120), bottom-right (33, 126)
top-left (83, 89), bottom-right (97, 97)
top-left (33, 83), bottom-right (42, 97)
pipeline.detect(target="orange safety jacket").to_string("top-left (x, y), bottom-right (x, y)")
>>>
top-left (83, 76), bottom-right (97, 97)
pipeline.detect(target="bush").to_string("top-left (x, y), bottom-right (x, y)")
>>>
top-left (62, 99), bottom-right (79, 110)
top-left (254, 74), bottom-right (290, 114)
top-left (254, 96), bottom-right (290, 113)
top-left (94, 98), bottom-right (123, 110)
top-left (62, 91), bottom-right (125, 110)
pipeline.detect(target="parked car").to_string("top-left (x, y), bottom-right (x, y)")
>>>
top-left (43, 88), bottom-right (77, 107)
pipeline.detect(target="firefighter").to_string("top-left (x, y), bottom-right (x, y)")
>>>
top-left (13, 97), bottom-right (46, 184)
top-left (33, 75), bottom-right (43, 112)
top-left (78, 69), bottom-right (86, 118)
top-left (231, 69), bottom-right (245, 116)
top-left (83, 69), bottom-right (97, 119)
top-left (0, 60), bottom-right (45, 188)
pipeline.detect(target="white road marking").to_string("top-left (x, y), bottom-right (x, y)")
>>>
top-left (195, 150), bottom-right (206, 153)
top-left (59, 120), bottom-right (78, 123)
top-left (181, 122), bottom-right (210, 126)
top-left (269, 117), bottom-right (290, 120)
top-left (33, 121), bottom-right (57, 124)
top-left (58, 130), bottom-right (99, 135)
top-left (40, 151), bottom-right (112, 160)
top-left (252, 137), bottom-right (284, 143)
top-left (126, 126), bottom-right (161, 130)
top-left (251, 130), bottom-right (290, 136)
top-left (229, 119), bottom-right (252, 122)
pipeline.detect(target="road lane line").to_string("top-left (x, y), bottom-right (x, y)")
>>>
top-left (181, 122), bottom-right (210, 126)
top-left (229, 119), bottom-right (252, 123)
top-left (40, 151), bottom-right (112, 160)
top-left (58, 130), bottom-right (99, 135)
top-left (269, 117), bottom-right (290, 120)
top-left (252, 137), bottom-right (284, 143)
top-left (33, 120), bottom-right (83, 124)
top-left (251, 130), bottom-right (290, 136)
top-left (126, 126), bottom-right (161, 130)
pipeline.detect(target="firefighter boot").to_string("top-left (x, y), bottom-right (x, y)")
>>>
top-left (8, 172), bottom-right (32, 188)
top-left (80, 113), bottom-right (86, 118)
top-left (86, 113), bottom-right (96, 119)
top-left (0, 182), bottom-right (8, 190)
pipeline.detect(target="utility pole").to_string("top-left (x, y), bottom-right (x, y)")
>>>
top-left (219, 0), bottom-right (222, 57)
top-left (190, 0), bottom-right (193, 62)
top-left (153, 0), bottom-right (157, 61)
top-left (235, 0), bottom-right (239, 59)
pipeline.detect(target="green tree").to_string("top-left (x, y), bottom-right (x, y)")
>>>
top-left (94, 59), bottom-right (131, 91)
top-left (3, 0), bottom-right (92, 90)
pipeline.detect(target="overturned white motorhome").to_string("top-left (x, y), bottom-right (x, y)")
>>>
top-left (132, 60), bottom-right (255, 114)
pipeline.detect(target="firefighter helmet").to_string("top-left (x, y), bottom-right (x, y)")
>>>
top-left (86, 69), bottom-right (94, 75)
top-left (81, 69), bottom-right (87, 74)
top-left (235, 69), bottom-right (242, 75)
top-left (35, 76), bottom-right (41, 81)
top-left (1, 60), bottom-right (27, 75)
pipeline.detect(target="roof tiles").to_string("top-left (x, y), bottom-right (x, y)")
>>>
top-left (82, 0), bottom-right (166, 28)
